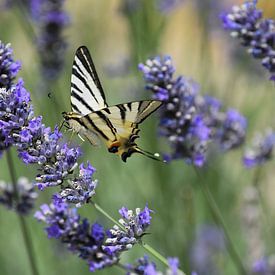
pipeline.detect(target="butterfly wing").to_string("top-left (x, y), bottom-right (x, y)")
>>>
top-left (70, 46), bottom-right (108, 115)
top-left (78, 100), bottom-right (163, 144)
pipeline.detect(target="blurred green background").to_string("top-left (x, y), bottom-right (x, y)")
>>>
top-left (0, 0), bottom-right (275, 274)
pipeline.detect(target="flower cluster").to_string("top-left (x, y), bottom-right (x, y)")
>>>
top-left (0, 41), bottom-right (21, 89)
top-left (31, 0), bottom-right (69, 80)
top-left (125, 255), bottom-right (182, 275)
top-left (0, 177), bottom-right (37, 215)
top-left (0, 80), bottom-right (31, 153)
top-left (243, 129), bottom-right (275, 168)
top-left (0, 41), bottom-right (97, 205)
top-left (35, 196), bottom-right (154, 272)
top-left (105, 206), bottom-right (152, 253)
top-left (221, 0), bottom-right (275, 81)
top-left (139, 56), bottom-right (247, 166)
top-left (60, 162), bottom-right (97, 207)
top-left (35, 195), bottom-right (119, 272)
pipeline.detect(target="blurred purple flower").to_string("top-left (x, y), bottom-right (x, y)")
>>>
top-left (190, 225), bottom-right (225, 275)
top-left (243, 129), bottom-right (275, 168)
top-left (139, 56), bottom-right (246, 166)
top-left (0, 177), bottom-right (37, 215)
top-left (221, 0), bottom-right (275, 81)
top-left (252, 256), bottom-right (275, 274)
top-left (217, 108), bottom-right (247, 151)
top-left (30, 0), bottom-right (70, 80)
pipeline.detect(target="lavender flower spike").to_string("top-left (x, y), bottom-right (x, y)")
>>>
top-left (0, 40), bottom-right (21, 88)
top-left (139, 56), bottom-right (246, 166)
top-left (0, 177), bottom-right (37, 215)
top-left (221, 0), bottom-right (275, 81)
top-left (104, 205), bottom-right (153, 254)
top-left (31, 0), bottom-right (70, 80)
top-left (35, 195), bottom-right (119, 272)
top-left (0, 81), bottom-right (32, 153)
top-left (60, 161), bottom-right (98, 207)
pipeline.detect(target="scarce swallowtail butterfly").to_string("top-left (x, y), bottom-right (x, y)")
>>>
top-left (62, 46), bottom-right (163, 162)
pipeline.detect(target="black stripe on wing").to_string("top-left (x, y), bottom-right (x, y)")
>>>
top-left (135, 101), bottom-right (163, 124)
top-left (70, 46), bottom-right (108, 115)
top-left (76, 46), bottom-right (107, 103)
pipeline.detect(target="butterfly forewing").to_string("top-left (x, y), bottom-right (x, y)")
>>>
top-left (71, 46), bottom-right (108, 115)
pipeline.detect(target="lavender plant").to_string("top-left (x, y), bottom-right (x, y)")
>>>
top-left (30, 0), bottom-right (69, 80)
top-left (0, 78), bottom-right (98, 206)
top-left (221, 0), bottom-right (275, 81)
top-left (0, 177), bottom-right (37, 215)
top-left (35, 195), bottom-right (158, 272)
top-left (139, 56), bottom-right (247, 166)
top-left (0, 40), bottom-right (187, 274)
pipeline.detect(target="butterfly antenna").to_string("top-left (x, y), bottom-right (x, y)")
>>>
top-left (135, 147), bottom-right (166, 163)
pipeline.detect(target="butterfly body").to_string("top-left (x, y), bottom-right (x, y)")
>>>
top-left (63, 46), bottom-right (163, 162)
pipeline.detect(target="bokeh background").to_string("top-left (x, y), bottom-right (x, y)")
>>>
top-left (0, 0), bottom-right (275, 274)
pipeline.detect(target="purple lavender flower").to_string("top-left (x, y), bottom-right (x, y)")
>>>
top-left (139, 56), bottom-right (246, 166)
top-left (0, 41), bottom-right (21, 88)
top-left (0, 177), bottom-right (37, 215)
top-left (35, 196), bottom-right (154, 272)
top-left (59, 162), bottom-right (97, 207)
top-left (221, 0), bottom-right (275, 81)
top-left (0, 80), bottom-right (32, 153)
top-left (35, 194), bottom-right (119, 272)
top-left (30, 0), bottom-right (69, 80)
top-left (105, 205), bottom-right (153, 252)
top-left (125, 255), bottom-right (182, 275)
top-left (243, 129), bottom-right (275, 168)
top-left (217, 108), bottom-right (247, 151)
top-left (252, 256), bottom-right (275, 274)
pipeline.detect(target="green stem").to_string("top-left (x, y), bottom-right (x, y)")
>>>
top-left (92, 201), bottom-right (186, 273)
top-left (6, 150), bottom-right (39, 275)
top-left (92, 201), bottom-right (125, 230)
top-left (14, 0), bottom-right (37, 41)
top-left (141, 243), bottom-right (169, 268)
top-left (194, 168), bottom-right (247, 275)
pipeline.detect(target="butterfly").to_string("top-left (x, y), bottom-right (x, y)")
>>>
top-left (62, 46), bottom-right (163, 162)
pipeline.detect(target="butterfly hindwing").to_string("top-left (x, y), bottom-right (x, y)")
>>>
top-left (71, 46), bottom-right (108, 115)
